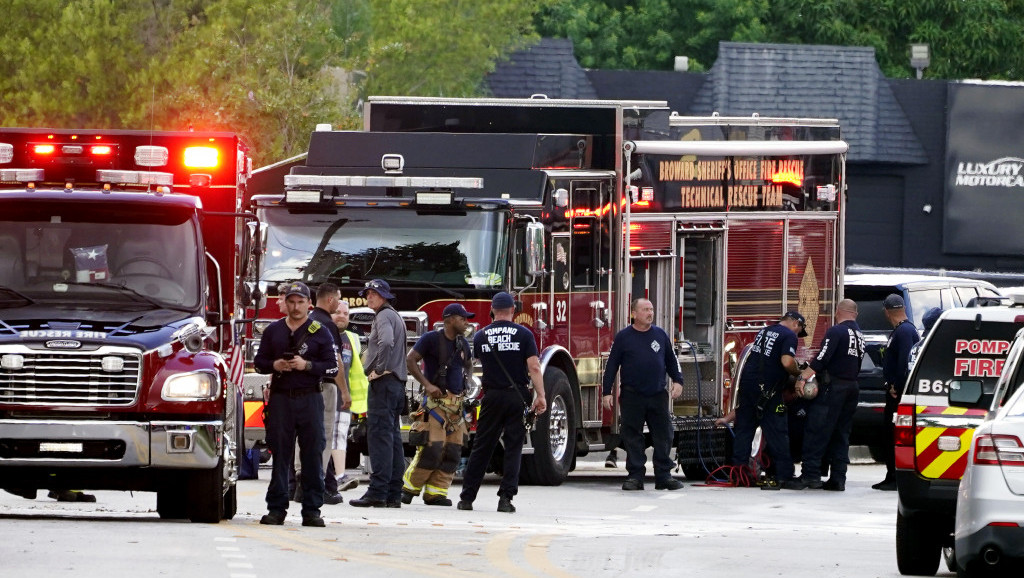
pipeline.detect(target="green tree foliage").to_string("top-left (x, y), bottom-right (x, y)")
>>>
top-left (536, 0), bottom-right (686, 70)
top-left (2, 0), bottom-right (551, 164)
top-left (126, 0), bottom-right (345, 165)
top-left (537, 0), bottom-right (1024, 80)
top-left (360, 0), bottom-right (544, 97)
top-left (769, 0), bottom-right (1024, 80)
top-left (0, 0), bottom-right (149, 126)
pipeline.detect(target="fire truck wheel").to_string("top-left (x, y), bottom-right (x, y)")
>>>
top-left (187, 459), bottom-right (226, 523)
top-left (520, 367), bottom-right (576, 486)
top-left (156, 485), bottom-right (188, 519)
top-left (681, 464), bottom-right (708, 482)
top-left (896, 509), bottom-right (941, 576)
top-left (223, 485), bottom-right (237, 520)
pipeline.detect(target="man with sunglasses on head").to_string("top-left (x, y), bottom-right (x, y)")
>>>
top-left (350, 279), bottom-right (409, 508)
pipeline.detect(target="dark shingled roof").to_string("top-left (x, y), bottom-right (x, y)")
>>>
top-left (487, 39), bottom-right (927, 164)
top-left (586, 69), bottom-right (706, 118)
top-left (688, 42), bottom-right (927, 164)
top-left (486, 38), bottom-right (597, 100)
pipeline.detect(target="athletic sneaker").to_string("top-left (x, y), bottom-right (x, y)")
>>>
top-left (336, 475), bottom-right (359, 492)
top-left (604, 450), bottom-right (618, 468)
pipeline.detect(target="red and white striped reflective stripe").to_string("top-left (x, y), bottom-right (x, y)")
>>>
top-left (227, 345), bottom-right (245, 394)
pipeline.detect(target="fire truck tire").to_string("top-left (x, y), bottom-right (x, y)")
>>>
top-left (520, 368), bottom-right (575, 486)
top-left (223, 485), bottom-right (237, 520)
top-left (187, 460), bottom-right (226, 523)
top-left (681, 464), bottom-right (708, 482)
top-left (156, 486), bottom-right (188, 519)
top-left (896, 510), bottom-right (941, 575)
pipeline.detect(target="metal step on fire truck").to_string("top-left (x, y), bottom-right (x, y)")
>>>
top-left (0, 128), bottom-right (257, 522)
top-left (243, 97), bottom-right (848, 485)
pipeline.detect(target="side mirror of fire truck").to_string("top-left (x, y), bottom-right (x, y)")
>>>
top-left (590, 300), bottom-right (607, 328)
top-left (524, 222), bottom-right (546, 277)
top-left (239, 280), bottom-right (265, 309)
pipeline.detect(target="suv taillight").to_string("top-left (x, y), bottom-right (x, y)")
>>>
top-left (974, 434), bottom-right (1024, 466)
top-left (894, 403), bottom-right (915, 446)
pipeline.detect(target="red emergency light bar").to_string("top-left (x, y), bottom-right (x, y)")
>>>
top-left (184, 146), bottom-right (219, 168)
top-left (33, 144), bottom-right (55, 155)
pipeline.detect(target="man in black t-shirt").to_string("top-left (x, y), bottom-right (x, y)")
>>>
top-left (796, 299), bottom-right (865, 491)
top-left (401, 303), bottom-right (474, 506)
top-left (457, 292), bottom-right (546, 513)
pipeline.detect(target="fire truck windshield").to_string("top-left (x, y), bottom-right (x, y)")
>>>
top-left (262, 207), bottom-right (507, 287)
top-left (0, 201), bottom-right (202, 310)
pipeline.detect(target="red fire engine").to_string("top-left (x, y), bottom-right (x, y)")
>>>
top-left (0, 128), bottom-right (255, 522)
top-left (244, 97), bottom-right (848, 484)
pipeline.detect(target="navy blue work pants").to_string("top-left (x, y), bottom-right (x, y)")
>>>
top-left (265, 389), bottom-right (325, 517)
top-left (619, 389), bottom-right (675, 483)
top-left (365, 374), bottom-right (406, 502)
top-left (800, 378), bottom-right (859, 483)
top-left (731, 378), bottom-right (795, 480)
top-left (459, 388), bottom-right (528, 502)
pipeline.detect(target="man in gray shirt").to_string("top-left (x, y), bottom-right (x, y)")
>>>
top-left (350, 279), bottom-right (409, 508)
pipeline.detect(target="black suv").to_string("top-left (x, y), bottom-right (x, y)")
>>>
top-left (843, 274), bottom-right (1002, 459)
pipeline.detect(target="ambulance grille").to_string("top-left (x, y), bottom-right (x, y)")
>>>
top-left (0, 350), bottom-right (142, 406)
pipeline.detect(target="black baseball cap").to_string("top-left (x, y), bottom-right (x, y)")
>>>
top-left (442, 303), bottom-right (475, 319)
top-left (491, 292), bottom-right (515, 310)
top-left (883, 294), bottom-right (905, 310)
top-left (782, 311), bottom-right (808, 337)
top-left (283, 281), bottom-right (311, 299)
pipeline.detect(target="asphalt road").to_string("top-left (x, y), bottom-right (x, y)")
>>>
top-left (0, 456), bottom-right (950, 578)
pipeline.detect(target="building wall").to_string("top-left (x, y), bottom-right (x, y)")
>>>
top-left (879, 80), bottom-right (1024, 273)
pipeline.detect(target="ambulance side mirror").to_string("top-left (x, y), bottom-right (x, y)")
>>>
top-left (524, 222), bottom-right (546, 277)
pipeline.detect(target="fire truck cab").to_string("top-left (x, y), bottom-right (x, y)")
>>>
top-left (246, 97), bottom-right (848, 485)
top-left (0, 128), bottom-right (254, 522)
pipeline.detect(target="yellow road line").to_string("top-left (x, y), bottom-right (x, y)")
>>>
top-left (232, 522), bottom-right (486, 577)
top-left (524, 534), bottom-right (576, 578)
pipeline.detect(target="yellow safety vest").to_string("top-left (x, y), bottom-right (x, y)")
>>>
top-left (346, 330), bottom-right (369, 414)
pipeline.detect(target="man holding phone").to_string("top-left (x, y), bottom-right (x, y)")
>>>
top-left (254, 282), bottom-right (338, 527)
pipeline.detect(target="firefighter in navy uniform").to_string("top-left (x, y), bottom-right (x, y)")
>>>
top-left (796, 299), bottom-right (865, 491)
top-left (457, 292), bottom-right (546, 513)
top-left (874, 294), bottom-right (919, 491)
top-left (254, 282), bottom-right (339, 527)
top-left (601, 298), bottom-right (686, 491)
top-left (731, 311), bottom-right (807, 490)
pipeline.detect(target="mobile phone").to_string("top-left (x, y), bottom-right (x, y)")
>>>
top-left (283, 353), bottom-right (295, 360)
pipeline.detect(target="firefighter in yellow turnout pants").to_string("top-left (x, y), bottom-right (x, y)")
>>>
top-left (401, 304), bottom-right (474, 506)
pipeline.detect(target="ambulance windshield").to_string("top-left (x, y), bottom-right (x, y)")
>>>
top-left (0, 200), bottom-right (202, 310)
